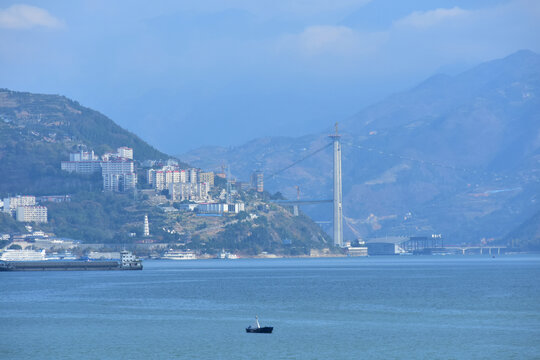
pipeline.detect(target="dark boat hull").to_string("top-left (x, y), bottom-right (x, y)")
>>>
top-left (246, 327), bottom-right (273, 333)
top-left (0, 260), bottom-right (142, 271)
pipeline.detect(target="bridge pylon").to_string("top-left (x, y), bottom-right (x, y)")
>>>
top-left (329, 123), bottom-right (343, 247)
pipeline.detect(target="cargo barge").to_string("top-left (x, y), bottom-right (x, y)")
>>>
top-left (0, 250), bottom-right (142, 271)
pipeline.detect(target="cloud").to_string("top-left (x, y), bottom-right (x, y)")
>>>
top-left (0, 4), bottom-right (64, 29)
top-left (280, 25), bottom-right (386, 56)
top-left (298, 25), bottom-right (357, 53)
top-left (395, 7), bottom-right (469, 29)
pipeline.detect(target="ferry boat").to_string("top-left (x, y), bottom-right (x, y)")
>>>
top-left (162, 249), bottom-right (197, 260)
top-left (246, 316), bottom-right (273, 334)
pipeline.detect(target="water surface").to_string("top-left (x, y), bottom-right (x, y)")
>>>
top-left (1, 256), bottom-right (539, 359)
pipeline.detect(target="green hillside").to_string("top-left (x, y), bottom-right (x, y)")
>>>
top-left (0, 89), bottom-right (169, 196)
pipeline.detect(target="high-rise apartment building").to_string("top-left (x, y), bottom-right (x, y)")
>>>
top-left (147, 166), bottom-right (181, 190)
top-left (199, 172), bottom-right (215, 186)
top-left (102, 159), bottom-right (137, 192)
top-left (251, 171), bottom-right (264, 192)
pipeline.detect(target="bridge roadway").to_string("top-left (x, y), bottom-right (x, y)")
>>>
top-left (444, 246), bottom-right (507, 255)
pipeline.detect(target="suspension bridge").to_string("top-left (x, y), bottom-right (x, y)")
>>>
top-left (270, 123), bottom-right (344, 247)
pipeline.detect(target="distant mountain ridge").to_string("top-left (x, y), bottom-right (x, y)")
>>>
top-left (0, 89), bottom-right (171, 195)
top-left (180, 50), bottom-right (540, 247)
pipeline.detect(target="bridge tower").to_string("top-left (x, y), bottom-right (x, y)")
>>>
top-left (329, 123), bottom-right (343, 247)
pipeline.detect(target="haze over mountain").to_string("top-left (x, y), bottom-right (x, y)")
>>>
top-left (180, 50), bottom-right (540, 247)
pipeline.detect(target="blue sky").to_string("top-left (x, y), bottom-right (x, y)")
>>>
top-left (1, 0), bottom-right (539, 154)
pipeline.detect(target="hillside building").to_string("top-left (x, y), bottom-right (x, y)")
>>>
top-left (101, 159), bottom-right (137, 192)
top-left (169, 182), bottom-right (211, 202)
top-left (16, 206), bottom-right (48, 223)
top-left (251, 171), bottom-right (264, 192)
top-left (147, 166), bottom-right (182, 190)
top-left (196, 202), bottom-right (245, 214)
top-left (69, 150), bottom-right (98, 161)
top-left (3, 196), bottom-right (36, 214)
top-left (143, 214), bottom-right (150, 237)
top-left (102, 147), bottom-right (134, 161)
top-left (61, 160), bottom-right (102, 174)
top-left (61, 150), bottom-right (102, 174)
top-left (188, 168), bottom-right (198, 184)
top-left (117, 147), bottom-right (133, 160)
top-left (199, 172), bottom-right (215, 186)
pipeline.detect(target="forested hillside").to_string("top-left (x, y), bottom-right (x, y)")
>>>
top-left (0, 89), bottom-right (169, 196)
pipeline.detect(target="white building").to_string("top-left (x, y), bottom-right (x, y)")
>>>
top-left (188, 168), bottom-right (198, 184)
top-left (147, 166), bottom-right (182, 190)
top-left (102, 147), bottom-right (134, 161)
top-left (61, 160), bottom-right (102, 174)
top-left (197, 202), bottom-right (245, 214)
top-left (3, 196), bottom-right (36, 214)
top-left (169, 182), bottom-right (210, 202)
top-left (117, 147), bottom-right (133, 160)
top-left (61, 150), bottom-right (102, 174)
top-left (101, 159), bottom-right (137, 192)
top-left (199, 172), bottom-right (215, 186)
top-left (16, 206), bottom-right (48, 223)
top-left (144, 214), bottom-right (150, 237)
top-left (69, 150), bottom-right (98, 161)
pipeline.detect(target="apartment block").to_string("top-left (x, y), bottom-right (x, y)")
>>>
top-left (251, 171), bottom-right (264, 192)
top-left (3, 196), bottom-right (36, 214)
top-left (199, 172), bottom-right (215, 186)
top-left (169, 182), bottom-right (211, 202)
top-left (102, 159), bottom-right (137, 192)
top-left (61, 160), bottom-right (102, 174)
top-left (117, 147), bottom-right (133, 160)
top-left (16, 205), bottom-right (48, 223)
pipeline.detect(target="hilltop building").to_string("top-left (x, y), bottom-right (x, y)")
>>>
top-left (16, 206), bottom-right (48, 223)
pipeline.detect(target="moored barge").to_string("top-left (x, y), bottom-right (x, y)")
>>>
top-left (0, 250), bottom-right (142, 271)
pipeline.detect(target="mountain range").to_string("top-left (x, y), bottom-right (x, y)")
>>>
top-left (180, 50), bottom-right (540, 247)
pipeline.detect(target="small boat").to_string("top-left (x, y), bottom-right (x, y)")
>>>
top-left (246, 316), bottom-right (273, 334)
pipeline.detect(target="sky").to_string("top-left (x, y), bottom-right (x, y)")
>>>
top-left (1, 0), bottom-right (539, 154)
